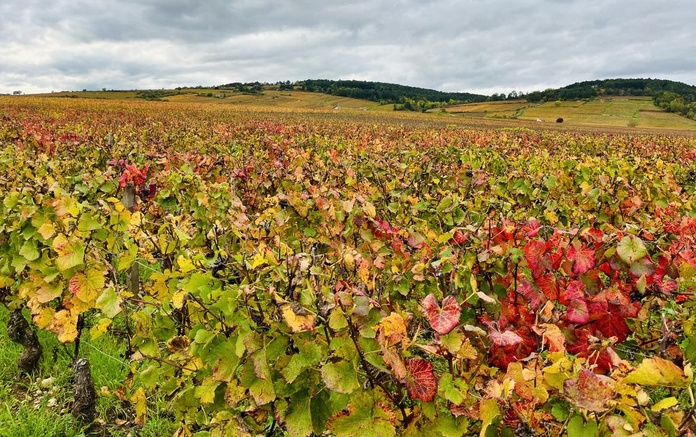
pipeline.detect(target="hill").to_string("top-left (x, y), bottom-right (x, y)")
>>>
top-left (218, 79), bottom-right (488, 107)
top-left (523, 78), bottom-right (696, 120)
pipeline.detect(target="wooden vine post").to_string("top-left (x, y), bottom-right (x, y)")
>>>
top-left (123, 181), bottom-right (140, 295)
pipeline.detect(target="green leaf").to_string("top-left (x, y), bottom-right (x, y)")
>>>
top-left (617, 235), bottom-right (647, 265)
top-left (651, 396), bottom-right (678, 412)
top-left (321, 360), bottom-right (360, 394)
top-left (182, 272), bottom-right (212, 295)
top-left (95, 287), bottom-right (121, 318)
top-left (567, 415), bottom-right (598, 437)
top-left (330, 391), bottom-right (396, 437)
top-left (249, 376), bottom-right (275, 405)
top-left (212, 339), bottom-right (240, 382)
top-left (281, 341), bottom-right (322, 383)
top-left (117, 241), bottom-right (137, 272)
top-left (286, 391), bottom-right (313, 437)
top-left (434, 412), bottom-right (465, 437)
top-left (310, 389), bottom-right (332, 434)
top-left (551, 402), bottom-right (570, 421)
top-left (438, 373), bottom-right (465, 405)
top-left (194, 378), bottom-right (220, 404)
top-left (19, 240), bottom-right (40, 261)
top-left (78, 212), bottom-right (103, 232)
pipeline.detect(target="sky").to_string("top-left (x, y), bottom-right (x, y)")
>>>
top-left (1, 0), bottom-right (695, 96)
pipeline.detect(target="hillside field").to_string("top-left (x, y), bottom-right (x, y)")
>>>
top-left (446, 97), bottom-right (696, 131)
top-left (31, 87), bottom-right (696, 131)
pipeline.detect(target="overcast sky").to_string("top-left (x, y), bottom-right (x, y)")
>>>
top-left (1, 0), bottom-right (695, 95)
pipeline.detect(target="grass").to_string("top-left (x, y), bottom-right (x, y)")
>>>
top-left (0, 307), bottom-right (178, 437)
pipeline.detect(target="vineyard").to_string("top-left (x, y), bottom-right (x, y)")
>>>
top-left (1, 96), bottom-right (696, 436)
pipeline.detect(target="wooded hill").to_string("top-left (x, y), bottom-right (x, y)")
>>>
top-left (217, 79), bottom-right (488, 107)
top-left (295, 79), bottom-right (488, 104)
top-left (524, 78), bottom-right (696, 120)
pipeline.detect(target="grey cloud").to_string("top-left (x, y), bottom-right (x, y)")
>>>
top-left (0, 0), bottom-right (694, 94)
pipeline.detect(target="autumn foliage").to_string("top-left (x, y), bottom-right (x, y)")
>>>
top-left (1, 96), bottom-right (696, 435)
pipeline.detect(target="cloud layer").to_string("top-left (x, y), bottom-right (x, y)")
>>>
top-left (1, 0), bottom-right (695, 94)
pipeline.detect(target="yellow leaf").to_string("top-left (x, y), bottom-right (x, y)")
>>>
top-left (69, 268), bottom-right (106, 304)
top-left (52, 234), bottom-right (85, 272)
top-left (280, 302), bottom-right (316, 333)
top-left (479, 398), bottom-right (500, 437)
top-left (470, 274), bottom-right (478, 293)
top-left (129, 211), bottom-right (142, 227)
top-left (89, 318), bottom-right (112, 339)
top-left (21, 274), bottom-right (62, 304)
top-left (457, 338), bottom-right (478, 360)
top-left (623, 357), bottom-right (690, 387)
top-left (249, 253), bottom-right (267, 269)
top-left (651, 397), bottom-right (678, 412)
top-left (544, 209), bottom-right (559, 225)
top-left (177, 255), bottom-right (195, 273)
top-left (363, 201), bottom-right (376, 218)
top-left (38, 222), bottom-right (55, 239)
top-left (375, 313), bottom-right (407, 346)
top-left (172, 290), bottom-right (188, 309)
top-left (341, 199), bottom-right (355, 213)
top-left (130, 387), bottom-right (147, 426)
top-left (358, 259), bottom-right (371, 286)
top-left (33, 307), bottom-right (55, 330)
top-left (0, 275), bottom-right (14, 288)
top-left (50, 309), bottom-right (79, 343)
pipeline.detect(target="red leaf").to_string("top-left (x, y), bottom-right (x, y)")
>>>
top-left (582, 228), bottom-right (605, 247)
top-left (565, 298), bottom-right (590, 324)
top-left (523, 240), bottom-right (551, 278)
top-left (489, 329), bottom-right (524, 347)
top-left (522, 218), bottom-right (542, 238)
top-left (587, 292), bottom-right (635, 342)
top-left (405, 359), bottom-right (437, 402)
top-left (422, 294), bottom-right (461, 335)
top-left (560, 280), bottom-right (585, 305)
top-left (517, 280), bottom-right (546, 310)
top-left (536, 273), bottom-right (559, 300)
top-left (567, 244), bottom-right (595, 275)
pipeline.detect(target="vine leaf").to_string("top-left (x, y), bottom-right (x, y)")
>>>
top-left (563, 369), bottom-right (616, 412)
top-left (95, 287), bottom-right (122, 318)
top-left (479, 398), bottom-right (500, 437)
top-left (617, 235), bottom-right (647, 265)
top-left (489, 328), bottom-right (524, 347)
top-left (533, 323), bottom-right (566, 352)
top-left (623, 357), bottom-right (691, 387)
top-left (523, 240), bottom-right (551, 278)
top-left (421, 294), bottom-right (460, 335)
top-left (322, 360), bottom-right (360, 394)
top-left (52, 235), bottom-right (85, 272)
top-left (567, 243), bottom-right (595, 275)
top-left (565, 298), bottom-right (590, 324)
top-left (69, 268), bottom-right (106, 304)
top-left (49, 309), bottom-right (79, 343)
top-left (405, 358), bottom-right (437, 402)
top-left (375, 312), bottom-right (408, 347)
top-left (280, 302), bottom-right (316, 333)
